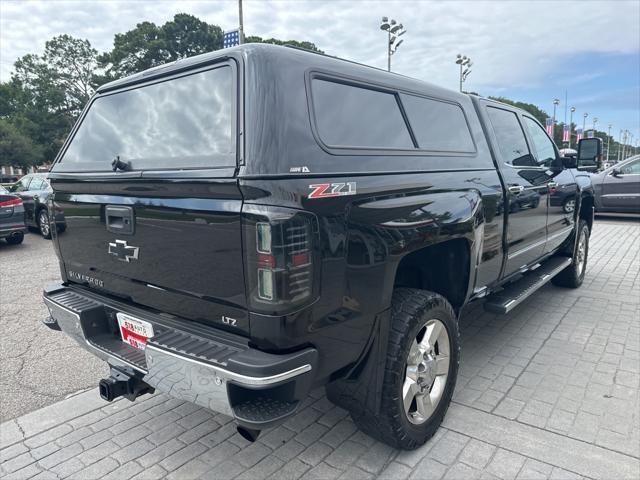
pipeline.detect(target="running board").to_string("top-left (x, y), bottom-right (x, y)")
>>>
top-left (484, 257), bottom-right (572, 315)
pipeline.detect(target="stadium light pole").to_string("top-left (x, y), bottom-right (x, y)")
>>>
top-left (552, 99), bottom-right (560, 125)
top-left (568, 106), bottom-right (576, 148)
top-left (380, 17), bottom-right (406, 72)
top-left (456, 54), bottom-right (473, 92)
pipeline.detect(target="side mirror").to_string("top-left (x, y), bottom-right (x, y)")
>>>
top-left (561, 156), bottom-right (577, 169)
top-left (611, 168), bottom-right (621, 177)
top-left (577, 138), bottom-right (603, 172)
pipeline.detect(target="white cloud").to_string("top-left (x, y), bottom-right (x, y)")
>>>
top-left (1, 0), bottom-right (638, 92)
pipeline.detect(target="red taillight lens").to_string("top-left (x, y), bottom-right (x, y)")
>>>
top-left (0, 198), bottom-right (22, 208)
top-left (242, 205), bottom-right (319, 315)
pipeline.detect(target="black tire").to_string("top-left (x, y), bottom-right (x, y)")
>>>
top-left (38, 208), bottom-right (52, 239)
top-left (350, 289), bottom-right (460, 450)
top-left (552, 219), bottom-right (589, 288)
top-left (5, 232), bottom-right (24, 245)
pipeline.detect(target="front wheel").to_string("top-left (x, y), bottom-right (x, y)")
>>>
top-left (552, 219), bottom-right (589, 288)
top-left (38, 209), bottom-right (52, 239)
top-left (350, 289), bottom-right (460, 450)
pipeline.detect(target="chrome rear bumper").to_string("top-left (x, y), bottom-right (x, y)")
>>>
top-left (43, 284), bottom-right (317, 428)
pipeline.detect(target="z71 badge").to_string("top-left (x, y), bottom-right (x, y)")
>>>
top-left (308, 182), bottom-right (356, 199)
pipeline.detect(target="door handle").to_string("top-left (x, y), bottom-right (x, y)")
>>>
top-left (508, 185), bottom-right (525, 195)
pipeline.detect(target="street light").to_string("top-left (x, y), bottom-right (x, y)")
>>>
top-left (582, 112), bottom-right (588, 134)
top-left (380, 17), bottom-right (406, 72)
top-left (552, 99), bottom-right (560, 125)
top-left (607, 124), bottom-right (612, 163)
top-left (569, 106), bottom-right (576, 148)
top-left (592, 117), bottom-right (598, 135)
top-left (455, 54), bottom-right (472, 93)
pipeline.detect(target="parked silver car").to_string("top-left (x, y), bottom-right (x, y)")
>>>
top-left (591, 155), bottom-right (640, 213)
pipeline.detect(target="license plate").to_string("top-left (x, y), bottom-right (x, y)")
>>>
top-left (117, 313), bottom-right (154, 350)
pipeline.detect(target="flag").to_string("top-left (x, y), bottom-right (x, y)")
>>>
top-left (562, 124), bottom-right (570, 142)
top-left (587, 130), bottom-right (594, 138)
top-left (545, 118), bottom-right (554, 136)
top-left (576, 128), bottom-right (583, 142)
top-left (223, 29), bottom-right (240, 48)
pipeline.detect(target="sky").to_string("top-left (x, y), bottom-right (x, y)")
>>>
top-left (1, 0), bottom-right (639, 142)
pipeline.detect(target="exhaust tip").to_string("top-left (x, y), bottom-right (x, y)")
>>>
top-left (237, 426), bottom-right (261, 442)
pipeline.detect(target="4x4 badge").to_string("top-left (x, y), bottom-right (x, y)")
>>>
top-left (108, 239), bottom-right (139, 262)
top-left (309, 182), bottom-right (356, 199)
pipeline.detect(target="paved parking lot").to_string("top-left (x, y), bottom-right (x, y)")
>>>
top-left (1, 218), bottom-right (639, 479)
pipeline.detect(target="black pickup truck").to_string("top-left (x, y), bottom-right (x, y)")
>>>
top-left (42, 44), bottom-right (598, 450)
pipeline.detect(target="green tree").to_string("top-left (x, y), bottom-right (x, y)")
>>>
top-left (245, 36), bottom-right (323, 53)
top-left (98, 14), bottom-right (223, 80)
top-left (488, 96), bottom-right (549, 125)
top-left (0, 119), bottom-right (42, 168)
top-left (98, 13), bottom-right (323, 80)
top-left (2, 34), bottom-right (98, 164)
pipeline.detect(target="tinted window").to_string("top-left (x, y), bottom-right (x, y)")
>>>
top-left (312, 79), bottom-right (413, 149)
top-left (523, 116), bottom-right (557, 166)
top-left (486, 107), bottom-right (535, 167)
top-left (401, 94), bottom-right (474, 152)
top-left (620, 159), bottom-right (640, 174)
top-left (58, 66), bottom-right (234, 171)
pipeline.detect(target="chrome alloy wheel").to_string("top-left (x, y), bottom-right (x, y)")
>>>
top-left (39, 210), bottom-right (50, 237)
top-left (403, 318), bottom-right (450, 425)
top-left (576, 229), bottom-right (587, 278)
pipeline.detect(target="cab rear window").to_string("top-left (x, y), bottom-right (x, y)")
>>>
top-left (55, 65), bottom-right (235, 172)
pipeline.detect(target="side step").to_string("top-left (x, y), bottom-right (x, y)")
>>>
top-left (484, 256), bottom-right (572, 314)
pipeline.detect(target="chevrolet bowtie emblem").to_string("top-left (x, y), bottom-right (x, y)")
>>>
top-left (108, 239), bottom-right (139, 262)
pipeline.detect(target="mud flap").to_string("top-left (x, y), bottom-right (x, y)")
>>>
top-left (325, 309), bottom-right (390, 416)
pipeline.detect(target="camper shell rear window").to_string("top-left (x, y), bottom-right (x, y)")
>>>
top-left (54, 64), bottom-right (236, 172)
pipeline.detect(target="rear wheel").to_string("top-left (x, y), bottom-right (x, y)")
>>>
top-left (38, 208), bottom-right (52, 239)
top-left (552, 219), bottom-right (589, 288)
top-left (350, 289), bottom-right (459, 450)
top-left (5, 232), bottom-right (24, 245)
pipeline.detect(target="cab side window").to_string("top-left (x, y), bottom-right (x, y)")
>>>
top-left (523, 116), bottom-right (557, 167)
top-left (486, 107), bottom-right (535, 167)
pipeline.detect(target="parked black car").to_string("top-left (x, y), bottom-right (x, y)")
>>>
top-left (9, 173), bottom-right (66, 238)
top-left (42, 44), bottom-right (596, 449)
top-left (591, 155), bottom-right (640, 213)
top-left (0, 185), bottom-right (27, 245)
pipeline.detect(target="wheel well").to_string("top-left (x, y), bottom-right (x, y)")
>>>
top-left (393, 239), bottom-right (470, 309)
top-left (579, 195), bottom-right (594, 231)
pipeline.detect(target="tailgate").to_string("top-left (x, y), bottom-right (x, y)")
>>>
top-left (51, 179), bottom-right (249, 334)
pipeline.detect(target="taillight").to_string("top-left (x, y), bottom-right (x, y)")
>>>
top-left (242, 205), bottom-right (319, 315)
top-left (0, 198), bottom-right (22, 208)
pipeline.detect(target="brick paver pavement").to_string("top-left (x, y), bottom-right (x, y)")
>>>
top-left (1, 218), bottom-right (639, 480)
